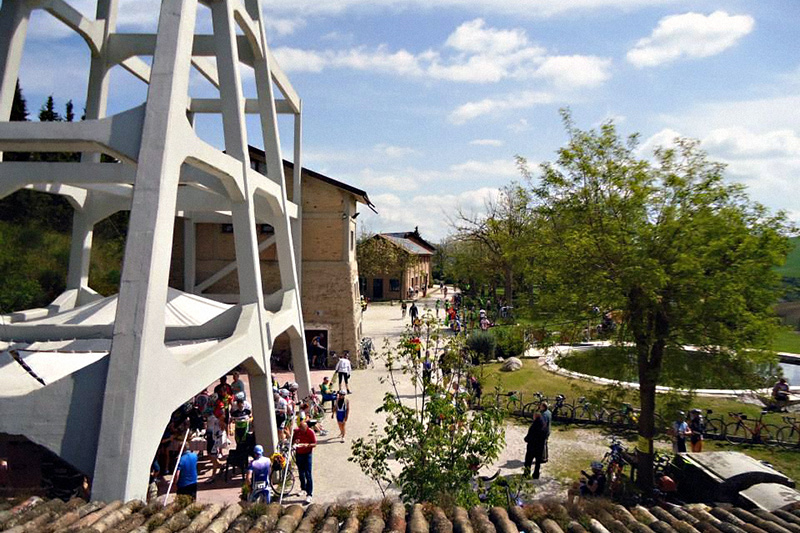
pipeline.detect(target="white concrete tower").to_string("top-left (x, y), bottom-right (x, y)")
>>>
top-left (0, 0), bottom-right (310, 501)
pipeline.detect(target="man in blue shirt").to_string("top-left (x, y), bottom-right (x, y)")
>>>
top-left (247, 445), bottom-right (271, 502)
top-left (175, 450), bottom-right (198, 500)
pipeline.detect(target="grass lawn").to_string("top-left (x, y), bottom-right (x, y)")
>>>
top-left (478, 358), bottom-right (800, 480)
top-left (777, 236), bottom-right (800, 278)
top-left (775, 329), bottom-right (800, 353)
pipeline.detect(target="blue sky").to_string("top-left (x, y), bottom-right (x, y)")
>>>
top-left (16, 0), bottom-right (800, 241)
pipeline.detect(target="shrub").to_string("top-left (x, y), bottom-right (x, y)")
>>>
top-left (467, 331), bottom-right (496, 363)
top-left (494, 326), bottom-right (528, 359)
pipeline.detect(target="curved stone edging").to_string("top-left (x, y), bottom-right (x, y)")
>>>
top-left (540, 343), bottom-right (800, 398)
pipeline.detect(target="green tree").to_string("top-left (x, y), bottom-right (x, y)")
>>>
top-left (522, 111), bottom-right (793, 490)
top-left (350, 314), bottom-right (505, 505)
top-left (357, 234), bottom-right (419, 280)
top-left (38, 95), bottom-right (62, 122)
top-left (11, 79), bottom-right (28, 122)
top-left (452, 183), bottom-right (532, 303)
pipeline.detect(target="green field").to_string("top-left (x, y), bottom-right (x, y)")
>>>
top-left (775, 329), bottom-right (800, 353)
top-left (479, 359), bottom-right (800, 481)
top-left (777, 236), bottom-right (800, 278)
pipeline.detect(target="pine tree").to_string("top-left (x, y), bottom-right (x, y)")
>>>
top-left (65, 100), bottom-right (74, 122)
top-left (38, 95), bottom-right (62, 122)
top-left (11, 79), bottom-right (28, 122)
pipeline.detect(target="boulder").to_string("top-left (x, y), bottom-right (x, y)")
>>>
top-left (501, 357), bottom-right (523, 372)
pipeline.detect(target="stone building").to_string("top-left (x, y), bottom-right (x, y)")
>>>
top-left (169, 146), bottom-right (374, 362)
top-left (360, 229), bottom-right (436, 301)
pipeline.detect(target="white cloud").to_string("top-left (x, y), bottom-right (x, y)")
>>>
top-left (640, 126), bottom-right (800, 218)
top-left (535, 55), bottom-right (612, 88)
top-left (450, 159), bottom-right (519, 179)
top-left (627, 11), bottom-right (755, 68)
top-left (508, 118), bottom-right (530, 133)
top-left (265, 18), bottom-right (306, 36)
top-left (449, 91), bottom-right (554, 124)
top-left (445, 18), bottom-right (529, 54)
top-left (274, 20), bottom-right (610, 88)
top-left (470, 139), bottom-right (504, 147)
top-left (364, 187), bottom-right (502, 240)
top-left (263, 0), bottom-right (681, 19)
top-left (374, 144), bottom-right (420, 158)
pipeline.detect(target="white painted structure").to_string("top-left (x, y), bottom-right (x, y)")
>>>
top-left (0, 0), bottom-right (310, 502)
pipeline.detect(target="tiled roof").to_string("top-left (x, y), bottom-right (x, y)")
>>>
top-left (3, 496), bottom-right (800, 533)
top-left (380, 234), bottom-right (434, 256)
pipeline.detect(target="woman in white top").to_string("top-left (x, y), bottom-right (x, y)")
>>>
top-left (335, 351), bottom-right (352, 394)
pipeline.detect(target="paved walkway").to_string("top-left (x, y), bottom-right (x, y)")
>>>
top-left (173, 286), bottom-right (608, 505)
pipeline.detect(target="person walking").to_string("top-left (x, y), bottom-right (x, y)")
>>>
top-left (401, 300), bottom-right (407, 319)
top-left (335, 351), bottom-right (352, 394)
top-left (524, 411), bottom-right (547, 479)
top-left (292, 412), bottom-right (317, 503)
top-left (174, 449), bottom-right (199, 500)
top-left (333, 390), bottom-right (350, 442)
top-left (409, 302), bottom-right (419, 324)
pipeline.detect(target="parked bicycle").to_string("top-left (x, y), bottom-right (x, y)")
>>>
top-left (610, 403), bottom-right (666, 434)
top-left (521, 391), bottom-right (547, 419)
top-left (776, 416), bottom-right (800, 450)
top-left (725, 411), bottom-right (779, 446)
top-left (701, 409), bottom-right (726, 439)
top-left (270, 441), bottom-right (296, 499)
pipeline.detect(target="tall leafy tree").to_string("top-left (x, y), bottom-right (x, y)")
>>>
top-left (522, 111), bottom-right (793, 489)
top-left (451, 183), bottom-right (532, 303)
top-left (357, 233), bottom-right (419, 280)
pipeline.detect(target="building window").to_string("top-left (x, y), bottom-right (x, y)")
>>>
top-left (260, 224), bottom-right (274, 235)
top-left (390, 279), bottom-right (400, 292)
top-left (221, 223), bottom-right (234, 234)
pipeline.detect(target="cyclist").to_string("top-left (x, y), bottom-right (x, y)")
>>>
top-left (688, 408), bottom-right (705, 452)
top-left (231, 392), bottom-right (252, 445)
top-left (246, 444), bottom-right (271, 502)
top-left (670, 411), bottom-right (691, 453)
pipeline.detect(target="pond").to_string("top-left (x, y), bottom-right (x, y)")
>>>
top-left (556, 345), bottom-right (797, 390)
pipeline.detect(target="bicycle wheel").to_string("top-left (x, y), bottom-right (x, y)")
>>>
top-left (553, 405), bottom-right (574, 422)
top-left (574, 405), bottom-right (592, 422)
top-left (725, 422), bottom-right (747, 445)
top-left (250, 489), bottom-right (270, 503)
top-left (507, 398), bottom-right (523, 415)
top-left (704, 418), bottom-right (725, 439)
top-left (776, 426), bottom-right (800, 450)
top-left (758, 424), bottom-right (780, 446)
top-left (521, 402), bottom-right (539, 419)
top-left (270, 466), bottom-right (295, 496)
top-left (608, 412), bottom-right (630, 429)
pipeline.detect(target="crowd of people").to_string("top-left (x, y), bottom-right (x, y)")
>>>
top-left (153, 361), bottom-right (357, 506)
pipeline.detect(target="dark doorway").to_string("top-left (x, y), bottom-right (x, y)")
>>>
top-left (305, 329), bottom-right (328, 369)
top-left (373, 278), bottom-right (384, 299)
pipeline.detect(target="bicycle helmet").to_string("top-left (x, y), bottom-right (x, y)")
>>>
top-left (254, 445), bottom-right (264, 456)
top-left (235, 392), bottom-right (246, 402)
top-left (279, 389), bottom-right (290, 397)
top-left (591, 461), bottom-right (604, 471)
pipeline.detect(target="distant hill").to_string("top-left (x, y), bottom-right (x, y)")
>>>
top-left (777, 236), bottom-right (800, 278)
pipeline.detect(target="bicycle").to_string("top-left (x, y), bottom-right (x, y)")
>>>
top-left (270, 441), bottom-right (296, 499)
top-left (611, 403), bottom-right (666, 434)
top-left (521, 391), bottom-right (546, 419)
top-left (776, 416), bottom-right (800, 450)
top-left (506, 391), bottom-right (524, 415)
top-left (702, 409), bottom-right (725, 439)
top-left (725, 411), bottom-right (780, 446)
top-left (573, 397), bottom-right (613, 423)
top-left (247, 477), bottom-right (271, 503)
top-left (551, 394), bottom-right (574, 422)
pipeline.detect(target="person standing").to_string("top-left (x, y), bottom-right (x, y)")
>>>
top-left (333, 390), bottom-right (350, 442)
top-left (688, 409), bottom-right (704, 452)
top-left (670, 411), bottom-right (691, 453)
top-left (409, 302), bottom-right (419, 324)
top-left (174, 449), bottom-right (198, 500)
top-left (230, 371), bottom-right (246, 400)
top-left (293, 412), bottom-right (317, 503)
top-left (231, 393), bottom-right (252, 445)
top-left (524, 411), bottom-right (547, 479)
top-left (401, 300), bottom-right (407, 319)
top-left (335, 351), bottom-right (352, 394)
top-left (540, 401), bottom-right (552, 457)
top-left (246, 444), bottom-right (271, 502)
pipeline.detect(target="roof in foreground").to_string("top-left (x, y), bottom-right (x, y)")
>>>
top-left (3, 492), bottom-right (800, 533)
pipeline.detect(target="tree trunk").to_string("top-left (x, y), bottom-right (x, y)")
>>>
top-left (504, 266), bottom-right (513, 306)
top-left (637, 338), bottom-right (665, 492)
